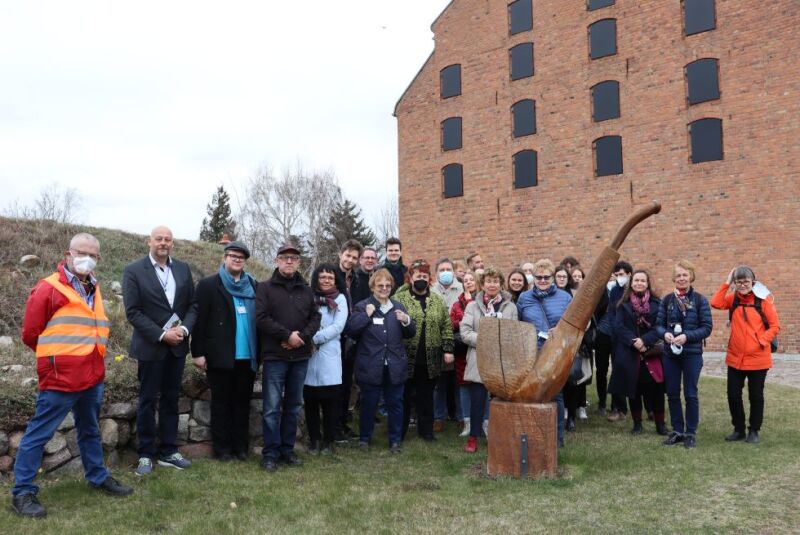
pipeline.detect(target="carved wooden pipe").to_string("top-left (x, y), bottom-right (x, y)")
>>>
top-left (478, 201), bottom-right (661, 403)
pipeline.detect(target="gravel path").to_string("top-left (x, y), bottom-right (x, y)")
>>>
top-left (702, 352), bottom-right (800, 389)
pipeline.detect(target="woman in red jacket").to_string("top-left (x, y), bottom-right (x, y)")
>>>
top-left (450, 271), bottom-right (478, 437)
top-left (710, 266), bottom-right (780, 444)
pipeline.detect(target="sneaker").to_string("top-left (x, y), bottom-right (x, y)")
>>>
top-left (683, 434), bottom-right (697, 449)
top-left (725, 430), bottom-right (746, 442)
top-left (261, 458), bottom-right (278, 472)
top-left (158, 452), bottom-right (191, 470)
top-left (389, 442), bottom-right (402, 454)
top-left (631, 421), bottom-right (643, 435)
top-left (280, 453), bottom-right (302, 467)
top-left (464, 436), bottom-right (478, 453)
top-left (358, 441), bottom-right (369, 452)
top-left (92, 476), bottom-right (134, 497)
top-left (662, 431), bottom-right (684, 446)
top-left (11, 494), bottom-right (47, 518)
top-left (606, 410), bottom-right (626, 423)
top-left (566, 418), bottom-right (576, 432)
top-left (459, 418), bottom-right (471, 437)
top-left (577, 407), bottom-right (588, 420)
top-left (482, 420), bottom-right (489, 439)
top-left (746, 429), bottom-right (760, 444)
top-left (134, 457), bottom-right (153, 477)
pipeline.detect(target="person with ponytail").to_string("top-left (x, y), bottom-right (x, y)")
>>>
top-left (608, 269), bottom-right (667, 436)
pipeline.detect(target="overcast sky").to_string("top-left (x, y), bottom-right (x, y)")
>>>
top-left (0, 1), bottom-right (450, 239)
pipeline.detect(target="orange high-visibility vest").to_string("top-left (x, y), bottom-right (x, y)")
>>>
top-left (35, 273), bottom-right (110, 358)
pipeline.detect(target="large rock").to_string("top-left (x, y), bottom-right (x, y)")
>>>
top-left (192, 400), bottom-right (211, 426)
top-left (0, 431), bottom-right (8, 456)
top-left (189, 424), bottom-right (211, 442)
top-left (42, 448), bottom-right (72, 471)
top-left (178, 441), bottom-right (212, 459)
top-left (0, 336), bottom-right (14, 349)
top-left (117, 420), bottom-right (131, 447)
top-left (44, 432), bottom-right (67, 454)
top-left (178, 397), bottom-right (192, 414)
top-left (177, 414), bottom-right (189, 444)
top-left (51, 456), bottom-right (83, 476)
top-left (9, 431), bottom-right (25, 456)
top-left (103, 402), bottom-right (136, 419)
top-left (2, 364), bottom-right (24, 373)
top-left (110, 281), bottom-right (123, 294)
top-left (0, 455), bottom-right (14, 473)
top-left (20, 255), bottom-right (40, 268)
top-left (22, 377), bottom-right (38, 388)
top-left (58, 412), bottom-right (75, 431)
top-left (251, 380), bottom-right (263, 399)
top-left (65, 428), bottom-right (79, 456)
top-left (249, 401), bottom-right (263, 437)
top-left (100, 418), bottom-right (119, 449)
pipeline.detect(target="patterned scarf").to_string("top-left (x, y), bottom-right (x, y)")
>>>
top-left (673, 288), bottom-right (693, 317)
top-left (315, 287), bottom-right (340, 311)
top-left (482, 292), bottom-right (503, 317)
top-left (630, 290), bottom-right (651, 328)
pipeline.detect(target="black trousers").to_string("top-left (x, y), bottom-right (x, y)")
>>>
top-left (137, 355), bottom-right (185, 458)
top-left (207, 360), bottom-right (256, 456)
top-left (402, 367), bottom-right (437, 440)
top-left (595, 333), bottom-right (625, 410)
top-left (727, 367), bottom-right (768, 432)
top-left (304, 384), bottom-right (341, 444)
top-left (628, 363), bottom-right (665, 423)
top-left (563, 382), bottom-right (582, 419)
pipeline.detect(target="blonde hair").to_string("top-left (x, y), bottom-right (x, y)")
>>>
top-left (369, 268), bottom-right (395, 291)
top-left (673, 259), bottom-right (697, 282)
top-left (533, 258), bottom-right (556, 276)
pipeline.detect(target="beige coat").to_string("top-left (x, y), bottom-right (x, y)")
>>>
top-left (461, 291), bottom-right (519, 383)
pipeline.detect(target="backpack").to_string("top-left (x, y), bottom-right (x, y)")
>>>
top-left (729, 295), bottom-right (779, 353)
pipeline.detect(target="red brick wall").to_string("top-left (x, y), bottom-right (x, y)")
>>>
top-left (395, 0), bottom-right (800, 352)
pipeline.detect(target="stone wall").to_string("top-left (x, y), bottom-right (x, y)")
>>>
top-left (0, 380), bottom-right (268, 477)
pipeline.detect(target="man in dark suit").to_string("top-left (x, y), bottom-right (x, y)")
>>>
top-left (123, 225), bottom-right (197, 476)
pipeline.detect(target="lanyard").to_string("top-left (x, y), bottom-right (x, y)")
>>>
top-left (155, 264), bottom-right (171, 291)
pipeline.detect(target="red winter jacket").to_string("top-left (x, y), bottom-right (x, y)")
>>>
top-left (21, 263), bottom-right (106, 392)
top-left (710, 284), bottom-right (780, 371)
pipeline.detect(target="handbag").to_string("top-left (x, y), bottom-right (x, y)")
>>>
top-left (643, 340), bottom-right (664, 360)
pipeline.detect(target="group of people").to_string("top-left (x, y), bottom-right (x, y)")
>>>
top-left (10, 228), bottom-right (781, 519)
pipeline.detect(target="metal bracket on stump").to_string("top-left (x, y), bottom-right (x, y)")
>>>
top-left (520, 433), bottom-right (528, 477)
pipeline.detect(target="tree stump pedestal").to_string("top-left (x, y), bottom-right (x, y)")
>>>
top-left (487, 398), bottom-right (557, 478)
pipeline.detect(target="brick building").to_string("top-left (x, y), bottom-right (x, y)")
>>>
top-left (394, 0), bottom-right (799, 352)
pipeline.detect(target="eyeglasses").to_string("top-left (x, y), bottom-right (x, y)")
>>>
top-left (734, 279), bottom-right (753, 286)
top-left (555, 274), bottom-right (568, 279)
top-left (71, 249), bottom-right (101, 261)
top-left (226, 254), bottom-right (246, 261)
top-left (277, 254), bottom-right (300, 262)
top-left (534, 275), bottom-right (552, 281)
top-left (375, 284), bottom-right (393, 289)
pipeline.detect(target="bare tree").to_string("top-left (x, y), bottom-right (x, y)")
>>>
top-left (374, 195), bottom-right (399, 252)
top-left (2, 182), bottom-right (85, 223)
top-left (235, 162), bottom-right (342, 271)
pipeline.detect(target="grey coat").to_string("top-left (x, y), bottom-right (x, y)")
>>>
top-left (460, 291), bottom-right (519, 383)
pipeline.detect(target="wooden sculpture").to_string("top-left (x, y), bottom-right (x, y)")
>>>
top-left (479, 201), bottom-right (661, 477)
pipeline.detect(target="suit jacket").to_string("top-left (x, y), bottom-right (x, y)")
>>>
top-left (123, 255), bottom-right (197, 361)
top-left (190, 273), bottom-right (259, 370)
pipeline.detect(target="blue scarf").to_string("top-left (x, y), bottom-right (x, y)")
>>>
top-left (533, 284), bottom-right (556, 300)
top-left (219, 266), bottom-right (258, 370)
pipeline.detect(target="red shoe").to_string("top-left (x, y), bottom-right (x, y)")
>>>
top-left (464, 436), bottom-right (478, 453)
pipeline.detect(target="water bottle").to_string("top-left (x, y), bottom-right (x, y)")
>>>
top-left (670, 323), bottom-right (683, 355)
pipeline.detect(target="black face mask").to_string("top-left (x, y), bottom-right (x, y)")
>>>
top-left (413, 279), bottom-right (429, 293)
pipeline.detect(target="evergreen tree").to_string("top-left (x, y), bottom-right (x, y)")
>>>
top-left (316, 199), bottom-right (376, 263)
top-left (199, 185), bottom-right (236, 242)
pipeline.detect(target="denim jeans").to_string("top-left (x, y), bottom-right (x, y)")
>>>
top-left (359, 366), bottom-right (404, 445)
top-left (468, 383), bottom-right (488, 438)
top-left (458, 385), bottom-right (471, 421)
top-left (13, 383), bottom-right (108, 496)
top-left (553, 391), bottom-right (565, 446)
top-left (262, 359), bottom-right (309, 461)
top-left (663, 353), bottom-right (703, 435)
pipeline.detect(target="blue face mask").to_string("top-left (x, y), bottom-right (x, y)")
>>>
top-left (438, 271), bottom-right (454, 286)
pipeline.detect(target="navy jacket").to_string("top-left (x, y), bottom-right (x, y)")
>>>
top-left (609, 297), bottom-right (661, 397)
top-left (655, 288), bottom-right (713, 357)
top-left (347, 296), bottom-right (416, 386)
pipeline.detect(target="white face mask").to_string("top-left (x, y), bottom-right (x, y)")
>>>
top-left (525, 273), bottom-right (534, 285)
top-left (71, 254), bottom-right (97, 275)
top-left (616, 275), bottom-right (629, 287)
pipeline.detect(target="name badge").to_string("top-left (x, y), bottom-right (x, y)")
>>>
top-left (373, 317), bottom-right (384, 325)
top-left (496, 312), bottom-right (503, 319)
top-left (237, 306), bottom-right (247, 314)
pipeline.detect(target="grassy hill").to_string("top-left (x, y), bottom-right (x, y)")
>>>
top-left (0, 216), bottom-right (272, 426)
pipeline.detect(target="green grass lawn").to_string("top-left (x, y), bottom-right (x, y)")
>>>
top-left (2, 377), bottom-right (799, 535)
